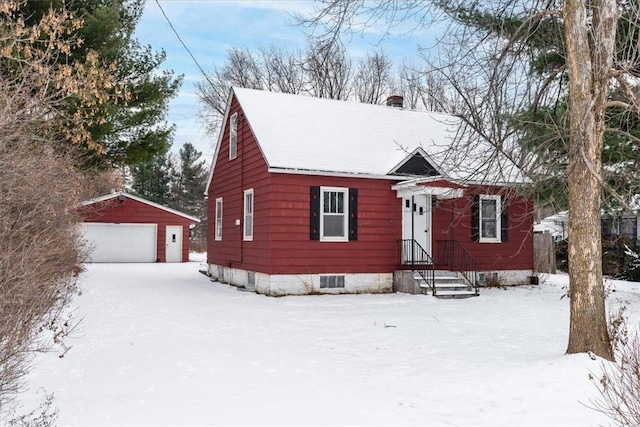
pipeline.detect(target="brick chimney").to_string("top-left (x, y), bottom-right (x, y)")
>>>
top-left (386, 95), bottom-right (403, 108)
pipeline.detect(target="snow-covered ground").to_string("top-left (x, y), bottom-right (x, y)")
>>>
top-left (15, 256), bottom-right (640, 426)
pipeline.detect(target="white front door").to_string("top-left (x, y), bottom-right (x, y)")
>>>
top-left (401, 194), bottom-right (432, 262)
top-left (165, 225), bottom-right (183, 262)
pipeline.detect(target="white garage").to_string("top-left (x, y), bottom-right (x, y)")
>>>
top-left (81, 223), bottom-right (157, 263)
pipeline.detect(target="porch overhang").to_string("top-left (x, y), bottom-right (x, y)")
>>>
top-left (392, 179), bottom-right (465, 200)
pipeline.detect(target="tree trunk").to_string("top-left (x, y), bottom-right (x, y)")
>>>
top-left (564, 0), bottom-right (615, 361)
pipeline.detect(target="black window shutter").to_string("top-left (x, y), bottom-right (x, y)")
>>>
top-left (501, 195), bottom-right (509, 242)
top-left (349, 188), bottom-right (358, 241)
top-left (471, 194), bottom-right (480, 241)
top-left (310, 186), bottom-right (320, 240)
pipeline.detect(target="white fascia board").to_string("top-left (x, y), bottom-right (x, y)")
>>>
top-left (267, 167), bottom-right (409, 181)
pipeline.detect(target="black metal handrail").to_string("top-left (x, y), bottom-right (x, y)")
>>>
top-left (435, 239), bottom-right (479, 295)
top-left (399, 239), bottom-right (436, 296)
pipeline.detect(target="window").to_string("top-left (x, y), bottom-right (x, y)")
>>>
top-left (320, 275), bottom-right (345, 289)
top-left (479, 195), bottom-right (501, 243)
top-left (310, 186), bottom-right (357, 241)
top-left (320, 187), bottom-right (349, 241)
top-left (602, 217), bottom-right (638, 238)
top-left (229, 112), bottom-right (238, 160)
top-left (243, 189), bottom-right (254, 241)
top-left (215, 197), bottom-right (223, 241)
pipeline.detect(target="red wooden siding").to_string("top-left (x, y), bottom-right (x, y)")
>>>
top-left (267, 174), bottom-right (401, 274)
top-left (81, 198), bottom-right (194, 262)
top-left (207, 95), bottom-right (272, 272)
top-left (430, 185), bottom-right (534, 271)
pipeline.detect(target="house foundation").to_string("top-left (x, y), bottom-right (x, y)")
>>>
top-left (208, 264), bottom-right (393, 296)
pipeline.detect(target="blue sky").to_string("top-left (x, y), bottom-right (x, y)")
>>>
top-left (134, 1), bottom-right (433, 163)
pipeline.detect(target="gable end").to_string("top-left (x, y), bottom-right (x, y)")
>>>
top-left (393, 153), bottom-right (439, 177)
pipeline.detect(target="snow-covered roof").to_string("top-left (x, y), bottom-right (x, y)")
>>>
top-left (534, 211), bottom-right (568, 239)
top-left (81, 191), bottom-right (200, 223)
top-left (208, 87), bottom-right (525, 187)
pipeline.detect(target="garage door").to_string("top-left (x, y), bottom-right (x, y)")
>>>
top-left (81, 223), bottom-right (157, 263)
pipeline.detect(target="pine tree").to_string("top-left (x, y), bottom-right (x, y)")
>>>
top-left (130, 151), bottom-right (175, 205)
top-left (18, 0), bottom-right (182, 168)
top-left (172, 143), bottom-right (207, 243)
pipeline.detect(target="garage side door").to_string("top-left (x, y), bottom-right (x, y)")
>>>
top-left (81, 223), bottom-right (157, 263)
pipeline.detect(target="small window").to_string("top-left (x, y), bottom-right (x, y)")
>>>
top-left (247, 271), bottom-right (255, 286)
top-left (215, 197), bottom-right (223, 241)
top-left (243, 189), bottom-right (254, 241)
top-left (478, 272), bottom-right (499, 285)
top-left (321, 187), bottom-right (349, 241)
top-left (480, 195), bottom-right (501, 243)
top-left (620, 217), bottom-right (637, 238)
top-left (229, 112), bottom-right (238, 160)
top-left (320, 275), bottom-right (345, 289)
top-left (601, 218), bottom-right (614, 236)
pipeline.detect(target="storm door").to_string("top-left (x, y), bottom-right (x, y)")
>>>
top-left (401, 194), bottom-right (432, 263)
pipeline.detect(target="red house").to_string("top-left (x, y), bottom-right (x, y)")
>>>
top-left (206, 88), bottom-right (534, 296)
top-left (80, 192), bottom-right (200, 263)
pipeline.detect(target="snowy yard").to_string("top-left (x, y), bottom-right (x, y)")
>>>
top-left (16, 256), bottom-right (640, 426)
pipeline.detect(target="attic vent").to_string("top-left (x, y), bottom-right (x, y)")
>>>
top-left (386, 95), bottom-right (403, 108)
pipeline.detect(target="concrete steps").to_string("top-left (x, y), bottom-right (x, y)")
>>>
top-left (414, 271), bottom-right (478, 299)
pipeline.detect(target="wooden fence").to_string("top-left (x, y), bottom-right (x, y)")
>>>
top-left (534, 233), bottom-right (556, 274)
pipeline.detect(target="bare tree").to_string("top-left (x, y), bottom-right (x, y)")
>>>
top-left (563, 0), bottom-right (617, 360)
top-left (259, 45), bottom-right (306, 94)
top-left (353, 51), bottom-right (393, 104)
top-left (303, 39), bottom-right (353, 100)
top-left (197, 40), bottom-right (358, 132)
top-left (197, 46), bottom-right (304, 133)
top-left (396, 63), bottom-right (423, 110)
top-left (396, 60), bottom-right (461, 112)
top-left (197, 47), bottom-right (265, 131)
top-left (224, 48), bottom-right (264, 89)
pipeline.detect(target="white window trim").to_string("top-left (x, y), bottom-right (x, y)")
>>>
top-left (229, 112), bottom-right (238, 160)
top-left (320, 186), bottom-right (349, 242)
top-left (215, 197), bottom-right (223, 241)
top-left (243, 189), bottom-right (254, 241)
top-left (479, 194), bottom-right (501, 243)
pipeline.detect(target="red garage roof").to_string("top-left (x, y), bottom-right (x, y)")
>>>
top-left (81, 191), bottom-right (200, 223)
